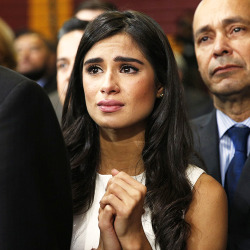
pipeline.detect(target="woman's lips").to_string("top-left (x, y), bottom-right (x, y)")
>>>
top-left (97, 100), bottom-right (124, 113)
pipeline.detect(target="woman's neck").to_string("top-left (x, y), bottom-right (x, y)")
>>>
top-left (98, 127), bottom-right (145, 176)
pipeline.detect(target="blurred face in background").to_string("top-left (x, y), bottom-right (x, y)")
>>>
top-left (75, 9), bottom-right (104, 21)
top-left (57, 30), bottom-right (84, 104)
top-left (15, 33), bottom-right (50, 80)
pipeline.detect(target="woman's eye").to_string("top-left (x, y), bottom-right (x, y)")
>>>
top-left (87, 65), bottom-right (102, 74)
top-left (120, 65), bottom-right (139, 74)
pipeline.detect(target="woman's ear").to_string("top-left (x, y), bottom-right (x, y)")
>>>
top-left (156, 86), bottom-right (164, 98)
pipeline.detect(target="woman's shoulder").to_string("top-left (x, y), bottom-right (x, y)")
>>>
top-left (186, 164), bottom-right (225, 198)
top-left (186, 164), bottom-right (227, 210)
top-left (185, 168), bottom-right (228, 249)
top-left (187, 167), bottom-right (227, 228)
top-left (186, 164), bottom-right (205, 188)
top-left (193, 172), bottom-right (226, 204)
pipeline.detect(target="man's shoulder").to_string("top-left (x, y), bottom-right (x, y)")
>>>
top-left (0, 66), bottom-right (44, 104)
top-left (0, 66), bottom-right (32, 85)
top-left (191, 110), bottom-right (216, 128)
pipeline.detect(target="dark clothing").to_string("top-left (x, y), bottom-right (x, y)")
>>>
top-left (43, 75), bottom-right (57, 94)
top-left (0, 66), bottom-right (72, 249)
top-left (191, 110), bottom-right (250, 250)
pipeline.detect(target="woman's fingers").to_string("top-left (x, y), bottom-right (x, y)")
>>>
top-left (98, 205), bottom-right (122, 250)
top-left (98, 205), bottom-right (116, 231)
top-left (99, 170), bottom-right (149, 248)
top-left (107, 171), bottom-right (147, 202)
top-left (111, 168), bottom-right (119, 176)
top-left (111, 170), bottom-right (146, 191)
top-left (101, 177), bottom-right (146, 216)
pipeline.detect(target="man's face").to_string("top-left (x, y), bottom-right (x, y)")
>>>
top-left (56, 30), bottom-right (83, 104)
top-left (75, 9), bottom-right (104, 21)
top-left (15, 34), bottom-right (50, 80)
top-left (193, 0), bottom-right (250, 98)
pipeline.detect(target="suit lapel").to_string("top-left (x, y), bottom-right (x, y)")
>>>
top-left (228, 156), bottom-right (250, 245)
top-left (194, 110), bottom-right (221, 183)
top-left (233, 156), bottom-right (250, 211)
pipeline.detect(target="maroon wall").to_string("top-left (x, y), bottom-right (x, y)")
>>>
top-left (74, 0), bottom-right (201, 34)
top-left (0, 0), bottom-right (201, 35)
top-left (0, 0), bottom-right (28, 32)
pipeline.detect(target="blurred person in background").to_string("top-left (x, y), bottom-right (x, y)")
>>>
top-left (74, 0), bottom-right (117, 21)
top-left (14, 30), bottom-right (57, 94)
top-left (0, 18), bottom-right (17, 70)
top-left (169, 11), bottom-right (213, 119)
top-left (50, 17), bottom-right (89, 121)
top-left (57, 17), bottom-right (89, 105)
top-left (174, 51), bottom-right (213, 119)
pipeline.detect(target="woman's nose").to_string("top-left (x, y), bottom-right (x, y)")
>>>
top-left (100, 72), bottom-right (120, 95)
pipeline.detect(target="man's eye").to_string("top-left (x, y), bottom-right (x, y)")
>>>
top-left (30, 46), bottom-right (41, 52)
top-left (233, 27), bottom-right (243, 33)
top-left (87, 65), bottom-right (102, 74)
top-left (120, 65), bottom-right (139, 74)
top-left (57, 62), bottom-right (68, 70)
top-left (200, 36), bottom-right (209, 43)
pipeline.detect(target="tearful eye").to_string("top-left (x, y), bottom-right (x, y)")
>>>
top-left (87, 65), bottom-right (102, 74)
top-left (120, 65), bottom-right (139, 74)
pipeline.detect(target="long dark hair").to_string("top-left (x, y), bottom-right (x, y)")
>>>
top-left (62, 10), bottom-right (194, 250)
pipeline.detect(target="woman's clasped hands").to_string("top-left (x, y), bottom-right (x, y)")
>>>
top-left (96, 169), bottom-right (152, 250)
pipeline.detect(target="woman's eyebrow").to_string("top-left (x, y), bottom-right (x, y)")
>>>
top-left (84, 57), bottom-right (103, 65)
top-left (114, 56), bottom-right (144, 65)
top-left (83, 56), bottom-right (144, 65)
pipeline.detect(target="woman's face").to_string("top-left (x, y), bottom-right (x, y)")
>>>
top-left (82, 33), bottom-right (162, 130)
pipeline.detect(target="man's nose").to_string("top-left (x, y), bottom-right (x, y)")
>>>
top-left (213, 34), bottom-right (232, 58)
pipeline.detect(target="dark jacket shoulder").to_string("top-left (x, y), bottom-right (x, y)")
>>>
top-left (0, 66), bottom-right (44, 104)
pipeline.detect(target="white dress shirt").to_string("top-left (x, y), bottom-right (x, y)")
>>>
top-left (216, 109), bottom-right (250, 186)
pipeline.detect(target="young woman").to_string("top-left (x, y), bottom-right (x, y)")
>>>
top-left (62, 10), bottom-right (227, 250)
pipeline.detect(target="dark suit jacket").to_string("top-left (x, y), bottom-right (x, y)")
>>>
top-left (0, 66), bottom-right (72, 249)
top-left (191, 109), bottom-right (250, 250)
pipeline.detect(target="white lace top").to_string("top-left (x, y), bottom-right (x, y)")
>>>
top-left (71, 165), bottom-right (205, 250)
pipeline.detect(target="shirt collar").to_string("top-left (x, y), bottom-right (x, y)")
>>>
top-left (37, 77), bottom-right (47, 88)
top-left (216, 109), bottom-right (250, 139)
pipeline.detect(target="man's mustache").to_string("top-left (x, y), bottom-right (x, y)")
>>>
top-left (209, 58), bottom-right (245, 76)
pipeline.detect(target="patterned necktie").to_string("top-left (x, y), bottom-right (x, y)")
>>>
top-left (225, 126), bottom-right (250, 206)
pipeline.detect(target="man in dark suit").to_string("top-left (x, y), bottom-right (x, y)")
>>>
top-left (0, 66), bottom-right (72, 249)
top-left (191, 0), bottom-right (250, 249)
